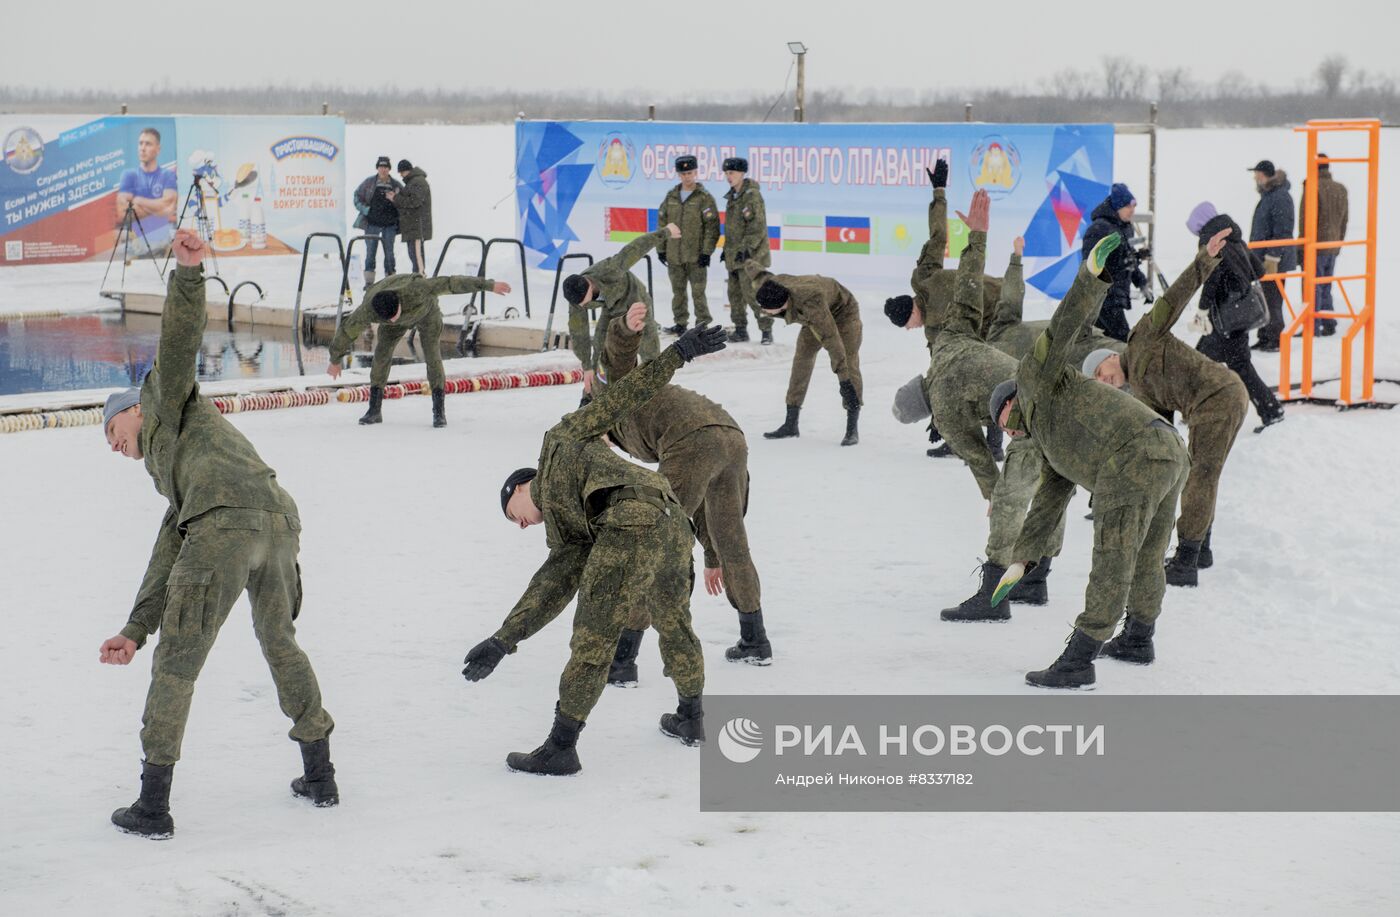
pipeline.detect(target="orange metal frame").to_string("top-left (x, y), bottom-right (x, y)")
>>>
top-left (1247, 118), bottom-right (1380, 405)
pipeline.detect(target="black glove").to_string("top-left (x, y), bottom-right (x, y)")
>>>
top-left (839, 378), bottom-right (860, 411)
top-left (657, 251), bottom-right (668, 267)
top-left (733, 249), bottom-right (749, 263)
top-left (927, 159), bottom-right (949, 190)
top-left (1135, 246), bottom-right (1152, 260)
top-left (697, 253), bottom-right (711, 268)
top-left (579, 392), bottom-right (593, 408)
top-left (673, 324), bottom-right (728, 362)
top-left (462, 636), bottom-right (508, 682)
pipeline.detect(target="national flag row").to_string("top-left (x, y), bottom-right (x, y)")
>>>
top-left (605, 208), bottom-right (873, 255)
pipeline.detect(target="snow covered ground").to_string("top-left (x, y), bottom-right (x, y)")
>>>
top-left (2, 124), bottom-right (1399, 915)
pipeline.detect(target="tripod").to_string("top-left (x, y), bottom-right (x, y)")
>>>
top-left (161, 175), bottom-right (222, 280)
top-left (100, 200), bottom-right (167, 296)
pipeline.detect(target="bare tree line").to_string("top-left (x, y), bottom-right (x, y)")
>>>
top-left (3, 57), bottom-right (1395, 126)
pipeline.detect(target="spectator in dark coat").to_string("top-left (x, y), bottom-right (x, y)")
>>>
top-left (1299, 157), bottom-right (1349, 336)
top-left (1186, 201), bottom-right (1284, 427)
top-left (1247, 160), bottom-right (1296, 350)
top-left (392, 160), bottom-right (433, 275)
top-left (353, 156), bottom-right (402, 289)
top-left (1080, 183), bottom-right (1148, 341)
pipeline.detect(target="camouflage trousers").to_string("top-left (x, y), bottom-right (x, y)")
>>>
top-left (986, 437), bottom-right (1067, 567)
top-left (624, 427), bottom-right (760, 623)
top-left (141, 507), bottom-right (334, 766)
top-left (559, 497), bottom-right (704, 720)
top-left (1178, 385), bottom-right (1248, 541)
top-left (787, 317), bottom-right (864, 408)
top-left (668, 262), bottom-right (711, 327)
top-left (1075, 425), bottom-right (1191, 642)
top-left (590, 301), bottom-right (660, 372)
top-left (370, 309), bottom-right (444, 390)
top-left (726, 268), bottom-right (773, 333)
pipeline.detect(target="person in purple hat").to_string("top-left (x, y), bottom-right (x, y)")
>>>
top-left (1080, 182), bottom-right (1151, 341)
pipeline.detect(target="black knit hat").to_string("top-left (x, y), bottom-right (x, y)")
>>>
top-left (756, 280), bottom-right (789, 311)
top-left (562, 274), bottom-right (590, 306)
top-left (884, 294), bottom-right (914, 327)
top-left (397, 159), bottom-right (413, 172)
top-left (722, 157), bottom-right (748, 173)
top-left (376, 156), bottom-right (391, 169)
top-left (500, 467), bottom-right (538, 517)
top-left (675, 154), bottom-right (698, 172)
top-left (372, 290), bottom-right (401, 321)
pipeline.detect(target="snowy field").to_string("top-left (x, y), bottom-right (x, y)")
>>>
top-left (2, 123), bottom-right (1399, 915)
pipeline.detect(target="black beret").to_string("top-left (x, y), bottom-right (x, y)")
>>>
top-left (372, 290), bottom-right (401, 321)
top-left (884, 295), bottom-right (914, 327)
top-left (562, 274), bottom-right (590, 307)
top-left (756, 281), bottom-right (790, 310)
top-left (501, 467), bottom-right (538, 517)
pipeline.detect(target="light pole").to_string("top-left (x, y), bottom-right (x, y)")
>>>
top-left (788, 42), bottom-right (808, 122)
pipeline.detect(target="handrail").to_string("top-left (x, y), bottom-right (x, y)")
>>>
top-left (432, 234), bottom-right (487, 278)
top-left (542, 253), bottom-right (594, 352)
top-left (203, 275), bottom-right (230, 298)
top-left (338, 234), bottom-right (373, 336)
top-left (480, 237), bottom-right (532, 318)
top-left (641, 253), bottom-right (655, 300)
top-left (292, 232), bottom-right (347, 376)
top-left (226, 281), bottom-right (265, 332)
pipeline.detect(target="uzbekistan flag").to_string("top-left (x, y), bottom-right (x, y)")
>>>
top-left (782, 215), bottom-right (824, 253)
top-left (716, 212), bottom-right (782, 251)
top-left (606, 207), bottom-right (658, 242)
top-left (825, 215), bottom-right (871, 254)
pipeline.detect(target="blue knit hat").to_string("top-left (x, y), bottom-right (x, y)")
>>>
top-left (1108, 183), bottom-right (1136, 211)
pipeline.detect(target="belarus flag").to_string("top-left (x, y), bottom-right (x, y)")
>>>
top-left (606, 207), bottom-right (658, 242)
top-left (825, 216), bottom-right (871, 254)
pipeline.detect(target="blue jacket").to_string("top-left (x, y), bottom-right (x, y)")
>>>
top-left (1249, 171), bottom-right (1297, 272)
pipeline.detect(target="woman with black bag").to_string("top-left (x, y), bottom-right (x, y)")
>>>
top-left (1186, 202), bottom-right (1285, 428)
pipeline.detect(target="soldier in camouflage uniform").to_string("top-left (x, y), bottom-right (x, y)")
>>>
top-left (990, 218), bottom-right (1191, 689)
top-left (982, 252), bottom-right (1126, 368)
top-left (743, 259), bottom-right (864, 446)
top-left (98, 230), bottom-right (337, 839)
top-left (1082, 227), bottom-right (1246, 589)
top-left (598, 302), bottom-right (771, 683)
top-left (563, 224), bottom-right (678, 402)
top-left (656, 154), bottom-right (720, 333)
top-left (459, 325), bottom-right (729, 776)
top-left (720, 157), bottom-right (774, 344)
top-left (327, 272), bottom-right (511, 427)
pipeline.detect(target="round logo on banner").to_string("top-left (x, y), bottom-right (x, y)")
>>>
top-left (596, 133), bottom-right (636, 188)
top-left (968, 135), bottom-right (1021, 198)
top-left (718, 717), bottom-right (764, 764)
top-left (4, 127), bottom-right (45, 175)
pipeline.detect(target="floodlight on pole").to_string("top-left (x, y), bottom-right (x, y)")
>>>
top-left (788, 42), bottom-right (808, 122)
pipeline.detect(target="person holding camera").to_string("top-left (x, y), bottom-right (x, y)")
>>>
top-left (353, 156), bottom-right (403, 289)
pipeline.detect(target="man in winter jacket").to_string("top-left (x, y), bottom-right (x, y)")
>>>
top-left (1299, 158), bottom-right (1349, 336)
top-left (721, 158), bottom-right (773, 344)
top-left (656, 155), bottom-right (721, 333)
top-left (1248, 160), bottom-right (1296, 350)
top-left (393, 160), bottom-right (433, 275)
top-left (1080, 182), bottom-right (1149, 342)
top-left (353, 156), bottom-right (402, 289)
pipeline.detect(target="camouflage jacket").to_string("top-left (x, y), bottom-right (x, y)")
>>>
top-left (743, 262), bottom-right (861, 381)
top-left (722, 179), bottom-right (771, 269)
top-left (329, 273), bottom-right (498, 364)
top-left (927, 229), bottom-right (1020, 500)
top-left (121, 264), bottom-right (299, 647)
top-left (911, 189), bottom-right (1003, 352)
top-left (570, 228), bottom-right (664, 370)
top-left (493, 346), bottom-right (690, 650)
top-left (657, 183), bottom-right (721, 263)
top-left (1123, 249), bottom-right (1239, 423)
top-left (985, 257), bottom-right (1126, 367)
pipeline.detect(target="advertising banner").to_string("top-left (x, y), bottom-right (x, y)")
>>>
top-left (515, 120), bottom-right (1115, 301)
top-left (1, 115), bottom-right (345, 266)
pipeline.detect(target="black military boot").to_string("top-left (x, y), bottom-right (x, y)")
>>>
top-left (659, 695), bottom-right (706, 746)
top-left (431, 388), bottom-right (447, 428)
top-left (291, 737), bottom-right (339, 806)
top-left (1025, 629), bottom-right (1103, 689)
top-left (664, 323), bottom-right (688, 335)
top-left (725, 610), bottom-right (773, 664)
top-left (761, 327), bottom-right (774, 345)
top-left (927, 440), bottom-right (955, 458)
top-left (1008, 556), bottom-right (1052, 605)
top-left (1197, 529), bottom-right (1214, 569)
top-left (507, 706), bottom-right (584, 776)
top-left (1101, 616), bottom-right (1156, 665)
top-left (727, 325), bottom-right (750, 343)
top-left (608, 628), bottom-right (644, 687)
top-left (841, 406), bottom-right (860, 446)
top-left (764, 406), bottom-right (800, 440)
top-left (358, 386), bottom-right (384, 425)
top-left (111, 761), bottom-right (175, 839)
top-left (1164, 540), bottom-right (1202, 588)
top-left (940, 562), bottom-right (1010, 622)
top-left (985, 424), bottom-right (1005, 462)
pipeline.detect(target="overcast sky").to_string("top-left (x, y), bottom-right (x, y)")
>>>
top-left (2, 0), bottom-right (1387, 97)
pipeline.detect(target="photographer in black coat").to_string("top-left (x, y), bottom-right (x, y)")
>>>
top-left (1186, 202), bottom-right (1285, 427)
top-left (1080, 183), bottom-right (1150, 341)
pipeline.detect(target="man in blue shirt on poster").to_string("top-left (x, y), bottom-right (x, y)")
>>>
top-left (115, 126), bottom-right (178, 252)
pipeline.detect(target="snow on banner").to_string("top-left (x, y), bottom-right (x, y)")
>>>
top-left (515, 121), bottom-right (1113, 300)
